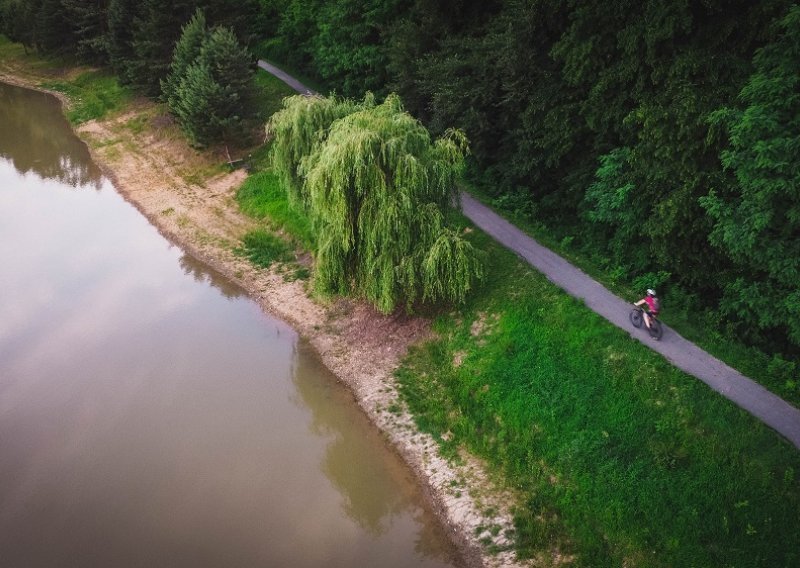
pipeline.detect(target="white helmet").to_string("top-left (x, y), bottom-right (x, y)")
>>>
top-left (647, 288), bottom-right (656, 296)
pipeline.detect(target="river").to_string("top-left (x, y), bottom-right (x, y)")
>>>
top-left (0, 81), bottom-right (461, 567)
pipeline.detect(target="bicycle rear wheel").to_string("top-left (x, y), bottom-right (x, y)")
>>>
top-left (649, 319), bottom-right (663, 340)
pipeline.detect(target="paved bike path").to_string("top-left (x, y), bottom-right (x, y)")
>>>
top-left (257, 60), bottom-right (317, 96)
top-left (461, 193), bottom-right (800, 449)
top-left (257, 61), bottom-right (800, 450)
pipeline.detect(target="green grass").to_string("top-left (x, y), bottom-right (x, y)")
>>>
top-left (0, 34), bottom-right (24, 58)
top-left (463, 184), bottom-right (800, 409)
top-left (0, 34), bottom-right (63, 71)
top-left (254, 70), bottom-right (296, 120)
top-left (235, 169), bottom-right (314, 250)
top-left (234, 229), bottom-right (292, 268)
top-left (396, 227), bottom-right (800, 567)
top-left (39, 69), bottom-right (130, 124)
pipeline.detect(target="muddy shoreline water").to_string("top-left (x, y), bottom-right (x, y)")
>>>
top-left (0, 68), bottom-right (525, 568)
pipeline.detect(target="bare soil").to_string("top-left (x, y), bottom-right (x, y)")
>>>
top-left (0, 67), bottom-right (534, 568)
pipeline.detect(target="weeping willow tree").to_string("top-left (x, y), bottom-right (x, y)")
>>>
top-left (267, 93), bottom-right (373, 203)
top-left (269, 92), bottom-right (484, 313)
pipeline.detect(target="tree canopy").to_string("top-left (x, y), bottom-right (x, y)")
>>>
top-left (163, 12), bottom-right (257, 147)
top-left (2, 0), bottom-right (798, 352)
top-left (269, 93), bottom-right (484, 313)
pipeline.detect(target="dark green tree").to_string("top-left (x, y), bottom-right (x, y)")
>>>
top-left (34, 0), bottom-right (74, 52)
top-left (127, 0), bottom-right (196, 95)
top-left (161, 8), bottom-right (207, 109)
top-left (309, 0), bottom-right (403, 97)
top-left (107, 0), bottom-right (142, 82)
top-left (172, 25), bottom-right (257, 146)
top-left (62, 0), bottom-right (110, 63)
top-left (703, 5), bottom-right (800, 345)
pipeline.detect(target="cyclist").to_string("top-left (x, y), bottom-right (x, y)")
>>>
top-left (634, 289), bottom-right (660, 331)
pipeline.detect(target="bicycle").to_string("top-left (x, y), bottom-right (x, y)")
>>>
top-left (630, 307), bottom-right (663, 340)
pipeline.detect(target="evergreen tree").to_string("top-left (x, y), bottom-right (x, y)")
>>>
top-left (172, 25), bottom-right (257, 146)
top-left (128, 0), bottom-right (196, 95)
top-left (162, 8), bottom-right (207, 109)
top-left (107, 0), bottom-right (143, 83)
top-left (63, 0), bottom-right (110, 63)
top-left (34, 0), bottom-right (74, 52)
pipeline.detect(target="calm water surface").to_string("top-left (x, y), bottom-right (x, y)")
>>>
top-left (0, 81), bottom-right (461, 567)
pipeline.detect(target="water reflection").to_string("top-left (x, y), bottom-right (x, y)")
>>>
top-left (178, 252), bottom-right (244, 300)
top-left (290, 342), bottom-right (456, 563)
top-left (0, 79), bottom-right (461, 568)
top-left (0, 81), bottom-right (103, 188)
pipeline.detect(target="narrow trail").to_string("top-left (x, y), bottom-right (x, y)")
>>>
top-left (257, 60), bottom-right (800, 450)
top-left (257, 60), bottom-right (317, 96)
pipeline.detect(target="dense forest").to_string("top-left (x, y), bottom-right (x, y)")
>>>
top-left (1, 0), bottom-right (798, 358)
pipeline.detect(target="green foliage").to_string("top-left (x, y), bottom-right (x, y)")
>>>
top-left (161, 8), bottom-right (207, 109)
top-left (703, 5), bottom-right (800, 344)
top-left (308, 0), bottom-right (402, 97)
top-left (268, 92), bottom-right (484, 313)
top-left (62, 0), bottom-right (110, 63)
top-left (235, 229), bottom-right (292, 268)
top-left (397, 230), bottom-right (800, 566)
top-left (127, 0), bottom-right (196, 95)
top-left (235, 170), bottom-right (314, 249)
top-left (106, 0), bottom-right (140, 80)
top-left (267, 93), bottom-right (370, 201)
top-left (40, 70), bottom-right (130, 124)
top-left (168, 23), bottom-right (258, 147)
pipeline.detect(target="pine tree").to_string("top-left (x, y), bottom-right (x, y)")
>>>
top-left (107, 0), bottom-right (143, 83)
top-left (171, 25), bottom-right (257, 147)
top-left (62, 0), bottom-right (110, 64)
top-left (162, 8), bottom-right (207, 109)
top-left (128, 0), bottom-right (195, 95)
top-left (34, 0), bottom-right (74, 52)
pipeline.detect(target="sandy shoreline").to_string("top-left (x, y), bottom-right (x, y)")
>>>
top-left (1, 69), bottom-right (528, 568)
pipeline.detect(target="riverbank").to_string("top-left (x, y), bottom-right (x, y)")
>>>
top-left (0, 62), bottom-right (522, 568)
top-left (6, 46), bottom-right (800, 566)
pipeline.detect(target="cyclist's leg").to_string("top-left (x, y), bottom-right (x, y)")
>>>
top-left (643, 311), bottom-right (651, 329)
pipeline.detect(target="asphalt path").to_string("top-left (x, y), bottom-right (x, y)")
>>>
top-left (460, 193), bottom-right (800, 449)
top-left (257, 60), bottom-right (317, 96)
top-left (257, 60), bottom-right (800, 450)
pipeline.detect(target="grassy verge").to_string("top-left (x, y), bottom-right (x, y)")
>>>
top-left (1, 36), bottom-right (130, 125)
top-left (234, 170), bottom-right (312, 281)
top-left (396, 226), bottom-right (800, 566)
top-left (463, 183), bottom-right (800, 409)
top-left (39, 69), bottom-right (130, 124)
top-left (254, 70), bottom-right (297, 120)
top-left (236, 169), bottom-right (313, 246)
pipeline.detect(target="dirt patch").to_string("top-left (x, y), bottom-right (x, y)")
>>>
top-left (6, 70), bottom-right (532, 567)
